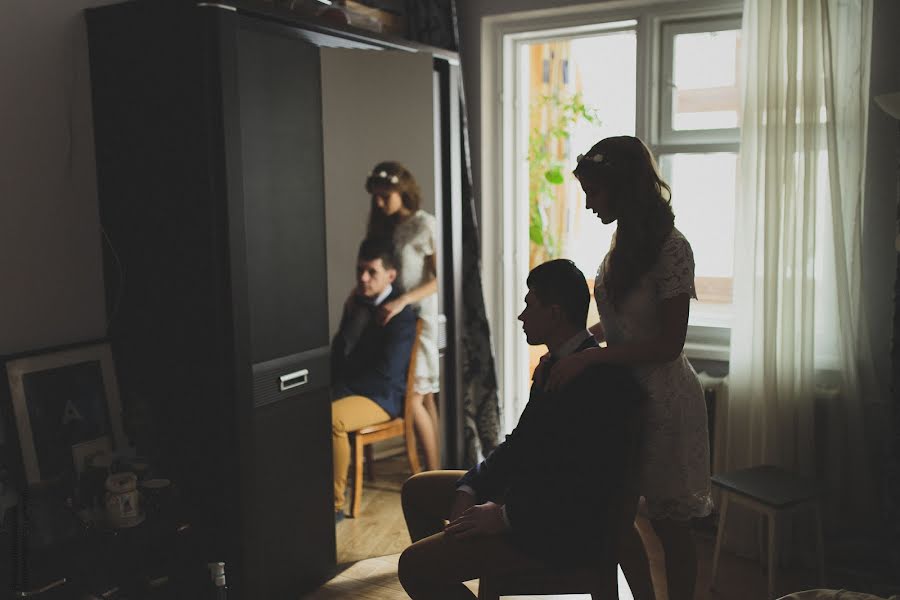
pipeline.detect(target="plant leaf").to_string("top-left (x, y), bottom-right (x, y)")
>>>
top-left (544, 167), bottom-right (564, 185)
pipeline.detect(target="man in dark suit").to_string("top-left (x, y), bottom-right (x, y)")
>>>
top-left (331, 237), bottom-right (416, 520)
top-left (397, 259), bottom-right (643, 599)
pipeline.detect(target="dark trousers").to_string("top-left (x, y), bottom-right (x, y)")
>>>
top-left (398, 471), bottom-right (545, 600)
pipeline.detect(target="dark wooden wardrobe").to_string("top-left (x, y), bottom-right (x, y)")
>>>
top-left (86, 1), bottom-right (463, 597)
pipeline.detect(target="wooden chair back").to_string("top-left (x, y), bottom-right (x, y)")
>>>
top-left (348, 318), bottom-right (424, 517)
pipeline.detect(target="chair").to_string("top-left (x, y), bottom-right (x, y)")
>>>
top-left (710, 465), bottom-right (825, 600)
top-left (476, 395), bottom-right (644, 600)
top-left (347, 319), bottom-right (424, 518)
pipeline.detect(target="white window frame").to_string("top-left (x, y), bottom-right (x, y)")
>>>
top-left (481, 0), bottom-right (742, 430)
top-left (658, 15), bottom-right (743, 145)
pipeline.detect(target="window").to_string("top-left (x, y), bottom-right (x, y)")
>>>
top-left (482, 2), bottom-right (744, 429)
top-left (659, 18), bottom-right (742, 144)
top-left (656, 16), bottom-right (742, 330)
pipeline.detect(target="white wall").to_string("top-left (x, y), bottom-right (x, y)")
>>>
top-left (321, 49), bottom-right (435, 338)
top-left (0, 0), bottom-right (119, 356)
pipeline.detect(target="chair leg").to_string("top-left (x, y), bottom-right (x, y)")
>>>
top-left (813, 501), bottom-right (826, 586)
top-left (476, 577), bottom-right (498, 600)
top-left (758, 512), bottom-right (766, 573)
top-left (405, 427), bottom-right (421, 475)
top-left (590, 563), bottom-right (619, 599)
top-left (350, 436), bottom-right (364, 518)
top-left (767, 509), bottom-right (778, 600)
top-left (364, 445), bottom-right (376, 482)
top-left (711, 491), bottom-right (729, 590)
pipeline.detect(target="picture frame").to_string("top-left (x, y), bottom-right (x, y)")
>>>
top-left (5, 343), bottom-right (128, 485)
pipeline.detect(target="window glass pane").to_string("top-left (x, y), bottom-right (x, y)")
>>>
top-left (671, 29), bottom-right (741, 130)
top-left (522, 31), bottom-right (636, 279)
top-left (660, 153), bottom-right (736, 315)
top-left (564, 31), bottom-right (636, 277)
top-left (521, 30), bottom-right (637, 386)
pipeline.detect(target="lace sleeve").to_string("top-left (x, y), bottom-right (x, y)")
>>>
top-left (656, 232), bottom-right (698, 300)
top-left (416, 211), bottom-right (436, 256)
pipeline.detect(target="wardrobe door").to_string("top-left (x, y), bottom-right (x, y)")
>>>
top-left (229, 17), bottom-right (335, 597)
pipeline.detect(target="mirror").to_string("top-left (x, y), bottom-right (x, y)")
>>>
top-left (321, 48), bottom-right (439, 565)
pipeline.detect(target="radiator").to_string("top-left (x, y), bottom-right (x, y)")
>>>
top-left (697, 374), bottom-right (844, 483)
top-left (697, 372), bottom-right (728, 476)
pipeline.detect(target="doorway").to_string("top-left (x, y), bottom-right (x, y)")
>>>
top-left (501, 22), bottom-right (638, 430)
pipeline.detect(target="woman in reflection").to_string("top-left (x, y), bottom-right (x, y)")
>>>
top-left (365, 161), bottom-right (441, 471)
top-left (546, 136), bottom-right (712, 600)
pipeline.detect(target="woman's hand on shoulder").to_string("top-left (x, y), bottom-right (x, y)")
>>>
top-left (546, 347), bottom-right (601, 392)
top-left (378, 296), bottom-right (408, 325)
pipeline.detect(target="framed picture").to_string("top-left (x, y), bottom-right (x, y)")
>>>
top-left (5, 343), bottom-right (128, 484)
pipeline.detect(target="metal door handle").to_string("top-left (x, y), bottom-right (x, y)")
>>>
top-left (279, 369), bottom-right (308, 391)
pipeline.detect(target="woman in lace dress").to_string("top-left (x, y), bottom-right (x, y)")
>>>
top-left (365, 161), bottom-right (440, 470)
top-left (547, 137), bottom-right (712, 600)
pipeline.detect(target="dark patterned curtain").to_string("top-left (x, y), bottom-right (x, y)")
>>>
top-left (406, 0), bottom-right (502, 464)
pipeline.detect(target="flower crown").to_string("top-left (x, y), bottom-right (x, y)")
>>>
top-left (371, 170), bottom-right (400, 185)
top-left (576, 153), bottom-right (606, 166)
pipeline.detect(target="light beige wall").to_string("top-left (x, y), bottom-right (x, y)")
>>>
top-left (321, 49), bottom-right (435, 338)
top-left (0, 0), bottom-right (119, 356)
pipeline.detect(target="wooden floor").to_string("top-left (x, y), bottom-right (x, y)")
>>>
top-left (335, 454), bottom-right (413, 565)
top-left (318, 455), bottom-right (872, 600)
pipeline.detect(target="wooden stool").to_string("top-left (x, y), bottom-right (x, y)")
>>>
top-left (711, 465), bottom-right (825, 599)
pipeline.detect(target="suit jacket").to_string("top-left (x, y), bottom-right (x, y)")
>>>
top-left (330, 288), bottom-right (417, 418)
top-left (457, 336), bottom-right (644, 567)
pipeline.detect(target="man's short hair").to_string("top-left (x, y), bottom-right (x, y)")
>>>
top-left (526, 259), bottom-right (590, 328)
top-left (357, 237), bottom-right (398, 271)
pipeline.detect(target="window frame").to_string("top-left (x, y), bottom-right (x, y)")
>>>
top-left (657, 15), bottom-right (743, 146)
top-left (481, 1), bottom-right (743, 426)
top-left (650, 12), bottom-right (742, 340)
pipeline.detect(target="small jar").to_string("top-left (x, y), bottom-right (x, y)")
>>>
top-left (104, 472), bottom-right (144, 528)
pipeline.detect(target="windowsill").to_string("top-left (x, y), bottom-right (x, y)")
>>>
top-left (685, 321), bottom-right (730, 362)
top-left (684, 339), bottom-right (730, 362)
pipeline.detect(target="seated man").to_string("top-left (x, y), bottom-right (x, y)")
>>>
top-left (398, 259), bottom-right (643, 599)
top-left (331, 237), bottom-right (417, 520)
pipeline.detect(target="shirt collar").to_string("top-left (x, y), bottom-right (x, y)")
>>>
top-left (371, 284), bottom-right (393, 307)
top-left (552, 329), bottom-right (592, 360)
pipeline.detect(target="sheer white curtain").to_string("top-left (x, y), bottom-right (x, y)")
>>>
top-left (727, 0), bottom-right (878, 525)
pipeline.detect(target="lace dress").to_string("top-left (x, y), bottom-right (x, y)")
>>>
top-left (595, 228), bottom-right (713, 520)
top-left (393, 210), bottom-right (440, 395)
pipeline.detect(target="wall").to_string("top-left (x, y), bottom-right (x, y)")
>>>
top-left (456, 0), bottom-right (900, 401)
top-left (0, 0), bottom-right (119, 357)
top-left (863, 0), bottom-right (900, 402)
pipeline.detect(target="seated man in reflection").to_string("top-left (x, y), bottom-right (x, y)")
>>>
top-left (331, 237), bottom-right (417, 521)
top-left (398, 259), bottom-right (644, 599)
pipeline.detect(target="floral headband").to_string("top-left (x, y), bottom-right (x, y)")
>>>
top-left (371, 170), bottom-right (400, 185)
top-left (575, 152), bottom-right (607, 166)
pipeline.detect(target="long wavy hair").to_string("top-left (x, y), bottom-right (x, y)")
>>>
top-left (364, 161), bottom-right (422, 238)
top-left (573, 136), bottom-right (674, 309)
